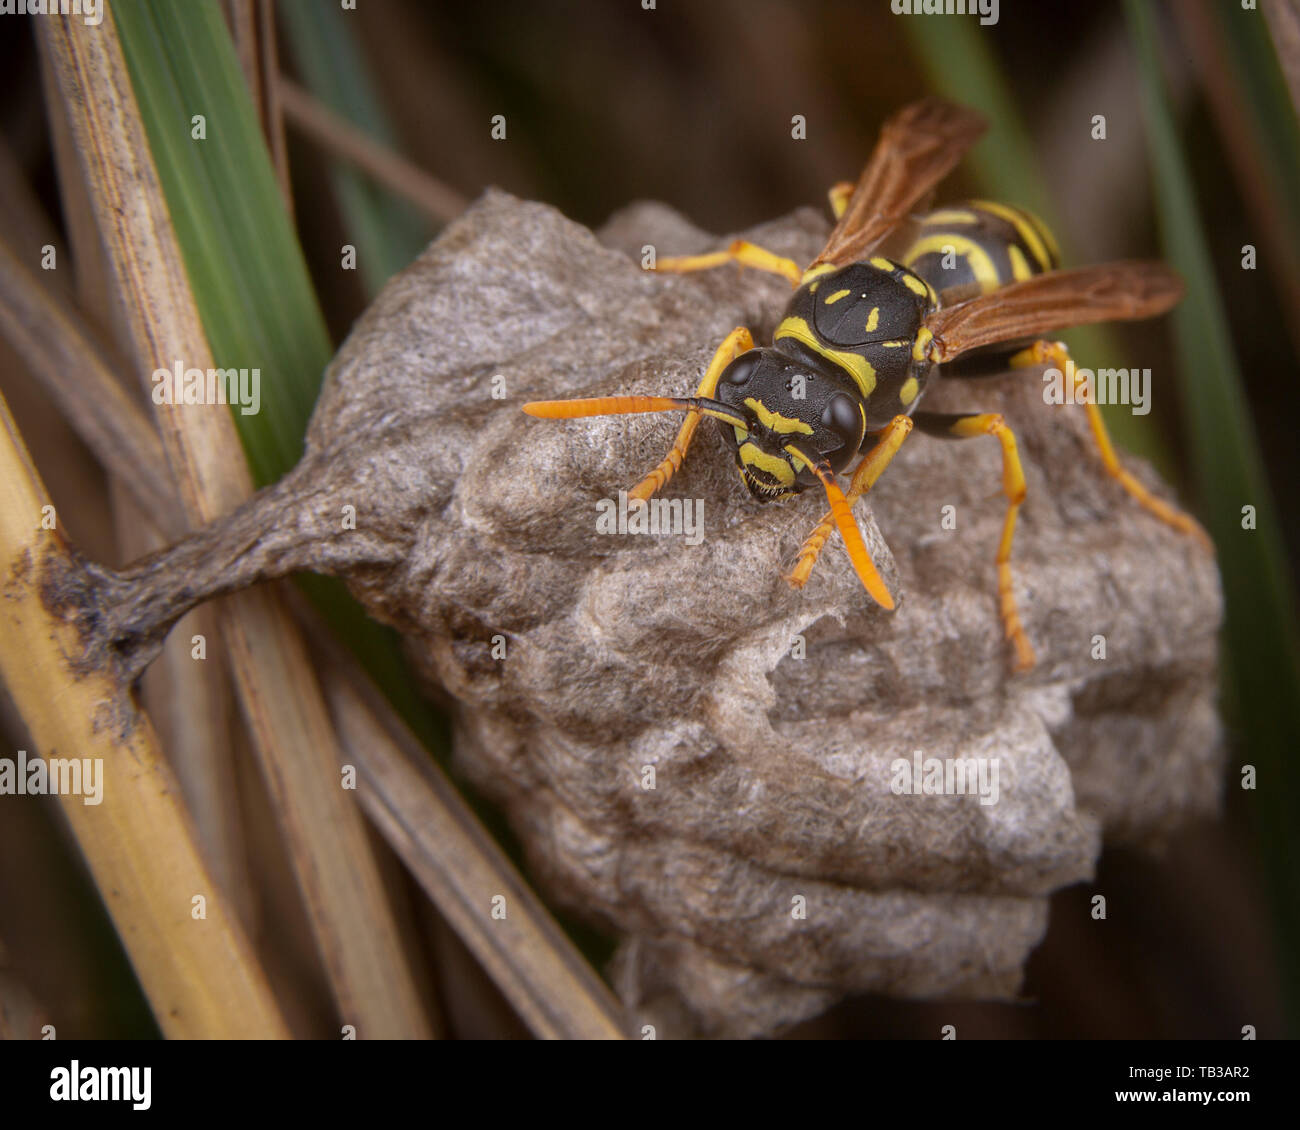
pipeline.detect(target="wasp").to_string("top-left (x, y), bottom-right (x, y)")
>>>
top-left (524, 98), bottom-right (1208, 671)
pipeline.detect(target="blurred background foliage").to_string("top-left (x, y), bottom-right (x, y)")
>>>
top-left (0, 0), bottom-right (1295, 1038)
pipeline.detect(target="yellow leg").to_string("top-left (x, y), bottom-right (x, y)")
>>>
top-left (628, 327), bottom-right (754, 503)
top-left (786, 415), bottom-right (913, 588)
top-left (1010, 339), bottom-right (1212, 549)
top-left (952, 413), bottom-right (1034, 672)
top-left (914, 410), bottom-right (1035, 672)
top-left (656, 239), bottom-right (802, 287)
top-left (828, 180), bottom-right (855, 220)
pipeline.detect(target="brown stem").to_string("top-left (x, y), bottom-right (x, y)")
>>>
top-left (39, 459), bottom-right (402, 686)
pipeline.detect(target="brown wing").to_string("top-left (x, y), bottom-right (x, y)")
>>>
top-left (812, 98), bottom-right (988, 269)
top-left (923, 261), bottom-right (1185, 363)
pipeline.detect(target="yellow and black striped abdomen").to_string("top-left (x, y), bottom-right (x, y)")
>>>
top-left (900, 200), bottom-right (1060, 305)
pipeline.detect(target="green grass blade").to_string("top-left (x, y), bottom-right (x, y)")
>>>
top-left (114, 0), bottom-right (329, 486)
top-left (114, 0), bottom-right (443, 751)
top-left (1212, 2), bottom-right (1300, 258)
top-left (278, 1), bottom-right (431, 297)
top-left (1126, 0), bottom-right (1300, 1035)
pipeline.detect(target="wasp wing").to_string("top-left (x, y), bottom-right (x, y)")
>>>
top-left (811, 98), bottom-right (988, 269)
top-left (923, 261), bottom-right (1185, 363)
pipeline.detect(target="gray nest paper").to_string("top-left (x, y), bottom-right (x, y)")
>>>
top-left (85, 189), bottom-right (1226, 1037)
top-left (303, 190), bottom-right (1222, 1036)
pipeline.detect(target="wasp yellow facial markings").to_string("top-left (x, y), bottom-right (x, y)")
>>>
top-left (744, 397), bottom-right (813, 435)
top-left (823, 288), bottom-right (852, 305)
top-left (800, 263), bottom-right (837, 285)
top-left (865, 307), bottom-right (880, 333)
top-left (738, 442), bottom-right (796, 485)
top-left (969, 199), bottom-right (1057, 272)
top-left (774, 316), bottom-right (877, 399)
top-left (1007, 244), bottom-right (1033, 281)
top-left (903, 233), bottom-right (1000, 292)
top-left (899, 376), bottom-right (920, 406)
top-left (912, 325), bottom-right (934, 363)
top-left (782, 444), bottom-right (811, 471)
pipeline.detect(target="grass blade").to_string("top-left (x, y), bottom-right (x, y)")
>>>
top-left (1125, 0), bottom-right (1300, 1035)
top-left (0, 389), bottom-right (287, 1038)
top-left (114, 0), bottom-right (329, 487)
top-left (278, 0), bottom-right (432, 296)
top-left (51, 4), bottom-right (433, 1037)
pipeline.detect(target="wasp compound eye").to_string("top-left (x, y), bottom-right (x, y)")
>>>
top-left (721, 350), bottom-right (762, 385)
top-left (822, 391), bottom-right (864, 452)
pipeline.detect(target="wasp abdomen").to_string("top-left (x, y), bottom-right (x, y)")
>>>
top-left (901, 200), bottom-right (1060, 304)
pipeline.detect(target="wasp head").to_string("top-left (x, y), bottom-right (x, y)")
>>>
top-left (713, 348), bottom-right (867, 502)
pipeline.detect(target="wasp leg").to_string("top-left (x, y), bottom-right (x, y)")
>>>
top-left (913, 410), bottom-right (1036, 672)
top-left (786, 415), bottom-right (913, 588)
top-left (1009, 339), bottom-right (1211, 548)
top-left (628, 327), bottom-right (755, 503)
top-left (656, 239), bottom-right (802, 287)
top-left (828, 181), bottom-right (855, 220)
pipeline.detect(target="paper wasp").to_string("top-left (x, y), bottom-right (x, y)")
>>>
top-left (524, 98), bottom-right (1208, 671)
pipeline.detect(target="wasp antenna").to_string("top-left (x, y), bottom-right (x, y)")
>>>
top-left (689, 398), bottom-right (749, 429)
top-left (522, 394), bottom-right (749, 430)
top-left (785, 444), bottom-right (895, 611)
top-left (521, 395), bottom-right (690, 419)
